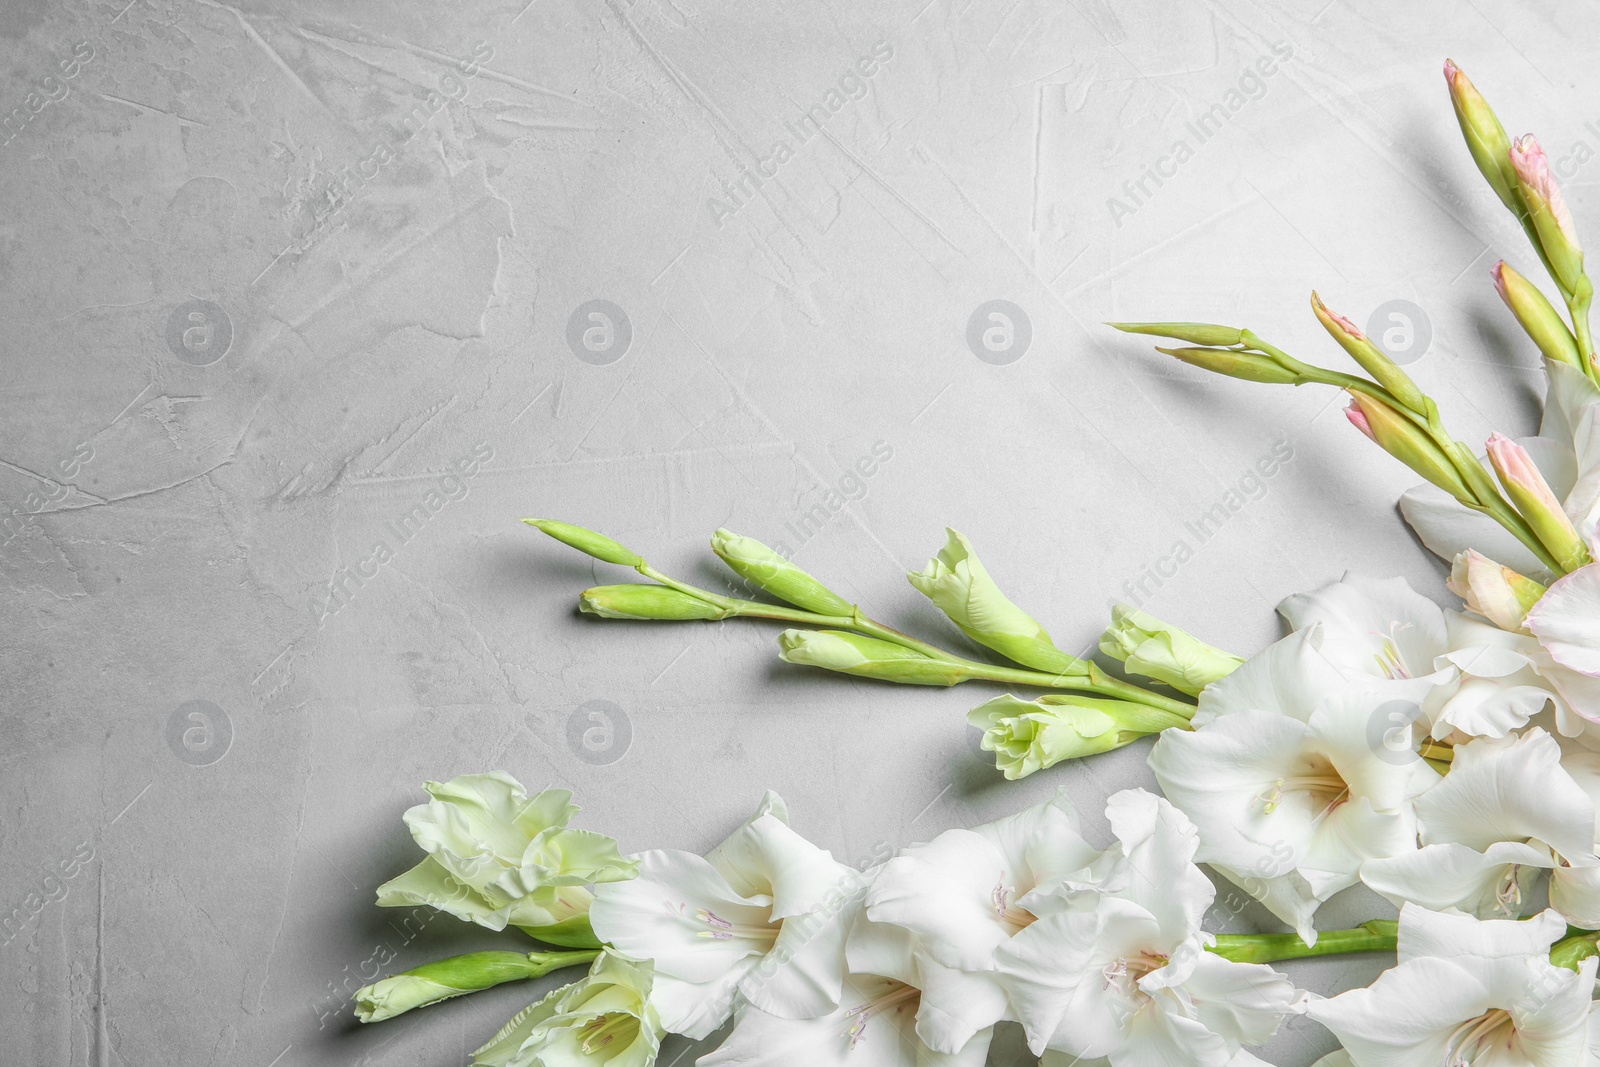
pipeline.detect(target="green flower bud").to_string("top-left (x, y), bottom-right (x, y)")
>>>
top-left (1510, 135), bottom-right (1585, 297)
top-left (579, 584), bottom-right (730, 620)
top-left (1099, 604), bottom-right (1243, 696)
top-left (1444, 61), bottom-right (1521, 218)
top-left (1551, 931), bottom-right (1600, 972)
top-left (1107, 321), bottom-right (1247, 347)
top-left (777, 629), bottom-right (968, 686)
top-left (523, 519), bottom-right (643, 568)
top-left (907, 529), bottom-right (1085, 676)
top-left (710, 529), bottom-right (854, 616)
top-left (1345, 392), bottom-right (1475, 504)
top-left (1311, 292), bottom-right (1428, 414)
top-left (1486, 434), bottom-right (1591, 573)
top-left (356, 949), bottom-right (597, 1023)
top-left (1155, 346), bottom-right (1299, 385)
top-left (473, 951), bottom-right (663, 1067)
top-left (968, 693), bottom-right (1190, 780)
top-left (1493, 261), bottom-right (1583, 369)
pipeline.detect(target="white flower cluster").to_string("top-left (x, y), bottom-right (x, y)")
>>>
top-left (588, 788), bottom-right (1304, 1067)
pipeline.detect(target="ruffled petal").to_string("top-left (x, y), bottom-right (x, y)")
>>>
top-left (864, 830), bottom-right (1013, 972)
top-left (1361, 840), bottom-right (1553, 918)
top-left (1528, 563), bottom-right (1600, 677)
top-left (1276, 573), bottom-right (1448, 681)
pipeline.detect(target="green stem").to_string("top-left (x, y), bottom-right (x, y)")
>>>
top-left (634, 564), bottom-right (1199, 717)
top-left (1566, 279), bottom-right (1600, 391)
top-left (1208, 921), bottom-right (1398, 964)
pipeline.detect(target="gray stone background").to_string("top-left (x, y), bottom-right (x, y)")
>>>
top-left (2, 0), bottom-right (1593, 1063)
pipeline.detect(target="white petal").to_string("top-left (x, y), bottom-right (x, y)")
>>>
top-left (994, 898), bottom-right (1160, 1056)
top-left (590, 849), bottom-right (772, 983)
top-left (1112, 999), bottom-right (1233, 1067)
top-left (1551, 863), bottom-right (1600, 927)
top-left (741, 886), bottom-right (858, 1020)
top-left (1195, 629), bottom-right (1348, 726)
top-left (970, 788), bottom-right (1100, 897)
top-left (710, 813), bottom-right (854, 920)
top-left (844, 915), bottom-right (919, 989)
top-left (1098, 788), bottom-right (1213, 945)
top-left (1361, 841), bottom-right (1553, 918)
top-left (1308, 955), bottom-right (1489, 1067)
top-left (1396, 902), bottom-right (1567, 963)
top-left (1183, 951), bottom-right (1307, 1047)
top-left (1414, 729), bottom-right (1596, 859)
top-left (1276, 572), bottom-right (1447, 681)
top-left (911, 958), bottom-right (1010, 1055)
top-left (1528, 563), bottom-right (1600, 677)
top-left (654, 960), bottom-right (756, 1039)
top-left (864, 830), bottom-right (1011, 971)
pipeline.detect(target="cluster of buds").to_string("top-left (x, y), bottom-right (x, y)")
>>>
top-left (523, 518), bottom-right (1200, 727)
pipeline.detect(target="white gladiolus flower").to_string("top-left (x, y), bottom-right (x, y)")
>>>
top-left (1308, 905), bottom-right (1597, 1067)
top-left (1149, 629), bottom-right (1438, 942)
top-left (861, 789), bottom-right (1099, 1051)
top-left (993, 790), bottom-right (1306, 1067)
top-left (589, 792), bottom-right (859, 1039)
top-left (1360, 728), bottom-right (1599, 920)
top-left (1278, 571), bottom-right (1561, 739)
top-left (1402, 360), bottom-right (1600, 577)
top-left (701, 908), bottom-right (996, 1067)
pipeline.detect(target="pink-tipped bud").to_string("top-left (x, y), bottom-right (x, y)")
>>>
top-left (1510, 134), bottom-right (1577, 242)
top-left (1486, 432), bottom-right (1589, 572)
top-left (1345, 400), bottom-right (1376, 442)
top-left (1447, 548), bottom-right (1546, 632)
top-left (1491, 260), bottom-right (1510, 302)
top-left (1443, 60), bottom-right (1520, 215)
top-left (1313, 291), bottom-right (1427, 413)
top-left (1491, 259), bottom-right (1583, 368)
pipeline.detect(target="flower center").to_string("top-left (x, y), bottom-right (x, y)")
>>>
top-left (578, 1011), bottom-right (640, 1055)
top-left (693, 907), bottom-right (779, 944)
top-left (1253, 751), bottom-right (1350, 816)
top-left (1370, 621), bottom-right (1416, 680)
top-left (1494, 865), bottom-right (1524, 915)
top-left (1443, 1007), bottom-right (1515, 1065)
top-left (843, 981), bottom-right (919, 1050)
top-left (1102, 951), bottom-right (1168, 1001)
top-left (991, 875), bottom-right (1035, 932)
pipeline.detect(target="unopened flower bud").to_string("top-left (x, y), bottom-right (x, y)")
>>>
top-left (524, 519), bottom-right (643, 568)
top-left (1099, 604), bottom-right (1243, 696)
top-left (1492, 261), bottom-right (1583, 369)
top-left (1510, 134), bottom-right (1585, 296)
top-left (968, 693), bottom-right (1190, 780)
top-left (907, 529), bottom-right (1085, 676)
top-left (1108, 321), bottom-right (1247, 347)
top-left (777, 629), bottom-right (968, 685)
top-left (1345, 392), bottom-right (1474, 503)
top-left (579, 585), bottom-right (730, 620)
top-left (1311, 292), bottom-right (1427, 413)
top-left (1485, 433), bottom-right (1590, 572)
top-left (356, 949), bottom-right (596, 1023)
top-left (1155, 346), bottom-right (1299, 385)
top-left (1443, 60), bottom-right (1521, 216)
top-left (710, 529), bottom-right (853, 616)
top-left (1447, 549), bottom-right (1546, 632)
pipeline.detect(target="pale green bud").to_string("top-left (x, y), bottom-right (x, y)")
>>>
top-left (1444, 61), bottom-right (1521, 217)
top-left (777, 629), bottom-right (967, 685)
top-left (968, 693), bottom-right (1190, 780)
top-left (1345, 392), bottom-right (1475, 504)
top-left (1510, 135), bottom-right (1585, 297)
top-left (1108, 321), bottom-right (1246, 347)
top-left (1486, 434), bottom-right (1591, 572)
top-left (1155, 345), bottom-right (1299, 385)
top-left (473, 951), bottom-right (662, 1067)
top-left (523, 519), bottom-right (643, 567)
top-left (907, 529), bottom-right (1085, 676)
top-left (1493, 261), bottom-right (1583, 369)
top-left (1311, 292), bottom-right (1427, 414)
top-left (710, 529), bottom-right (853, 615)
top-left (356, 950), bottom-right (596, 1023)
top-left (1099, 604), bottom-right (1243, 696)
top-left (579, 584), bottom-right (730, 620)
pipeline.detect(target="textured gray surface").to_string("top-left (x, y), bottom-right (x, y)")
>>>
top-left (2, 1), bottom-right (1594, 1064)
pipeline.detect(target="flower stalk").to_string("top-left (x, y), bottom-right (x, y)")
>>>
top-left (527, 520), bottom-right (1199, 718)
top-left (1207, 921), bottom-right (1398, 964)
